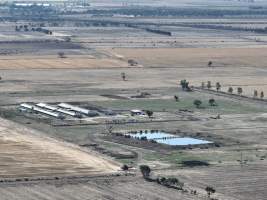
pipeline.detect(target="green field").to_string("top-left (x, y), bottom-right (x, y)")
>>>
top-left (91, 96), bottom-right (266, 114)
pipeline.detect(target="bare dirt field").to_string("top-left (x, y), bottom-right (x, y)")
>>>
top-left (112, 48), bottom-right (267, 68)
top-left (155, 163), bottom-right (267, 200)
top-left (112, 47), bottom-right (267, 96)
top-left (0, 117), bottom-right (119, 178)
top-left (0, 55), bottom-right (129, 69)
top-left (0, 176), bottom-right (207, 200)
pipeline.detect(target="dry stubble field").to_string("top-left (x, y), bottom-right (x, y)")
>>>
top-left (0, 117), bottom-right (119, 178)
top-left (112, 48), bottom-right (267, 95)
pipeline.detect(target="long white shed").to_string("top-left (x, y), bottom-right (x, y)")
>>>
top-left (58, 103), bottom-right (92, 115)
top-left (20, 103), bottom-right (63, 119)
top-left (36, 103), bottom-right (81, 118)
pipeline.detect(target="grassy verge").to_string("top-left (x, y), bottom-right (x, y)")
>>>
top-left (143, 151), bottom-right (208, 167)
top-left (91, 97), bottom-right (266, 114)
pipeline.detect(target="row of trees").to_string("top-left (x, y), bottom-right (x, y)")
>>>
top-left (228, 87), bottom-right (265, 98)
top-left (201, 81), bottom-right (221, 91)
top-left (201, 81), bottom-right (265, 98)
top-left (139, 165), bottom-right (216, 198)
top-left (228, 87), bottom-right (243, 95)
top-left (87, 7), bottom-right (267, 17)
top-left (15, 25), bottom-right (52, 35)
top-left (253, 90), bottom-right (264, 99)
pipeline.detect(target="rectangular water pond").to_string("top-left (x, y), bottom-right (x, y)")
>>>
top-left (127, 131), bottom-right (212, 146)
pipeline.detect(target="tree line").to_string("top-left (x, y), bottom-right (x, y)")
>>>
top-left (201, 81), bottom-right (264, 99)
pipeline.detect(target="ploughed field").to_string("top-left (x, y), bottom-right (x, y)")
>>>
top-left (0, 176), bottom-right (206, 200)
top-left (0, 55), bottom-right (129, 69)
top-left (0, 117), bottom-right (119, 179)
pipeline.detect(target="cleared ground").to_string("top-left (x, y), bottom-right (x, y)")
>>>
top-left (0, 117), bottom-right (119, 178)
top-left (112, 47), bottom-right (267, 96)
top-left (0, 55), bottom-right (129, 69)
top-left (113, 47), bottom-right (267, 68)
top-left (0, 176), bottom-right (206, 200)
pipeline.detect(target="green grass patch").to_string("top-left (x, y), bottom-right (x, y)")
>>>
top-left (143, 151), bottom-right (209, 167)
top-left (91, 97), bottom-right (266, 114)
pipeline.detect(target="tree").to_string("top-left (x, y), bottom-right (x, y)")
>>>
top-left (208, 61), bottom-right (213, 67)
top-left (237, 87), bottom-right (243, 95)
top-left (185, 82), bottom-right (189, 90)
top-left (145, 110), bottom-right (153, 118)
top-left (201, 82), bottom-right (205, 89)
top-left (194, 99), bottom-right (202, 108)
top-left (168, 177), bottom-right (179, 185)
top-left (128, 59), bottom-right (138, 66)
top-left (180, 80), bottom-right (186, 90)
top-left (180, 80), bottom-right (190, 91)
top-left (65, 37), bottom-right (71, 42)
top-left (253, 90), bottom-right (258, 98)
top-left (209, 98), bottom-right (216, 106)
top-left (261, 91), bottom-right (264, 99)
top-left (157, 177), bottom-right (184, 189)
top-left (121, 72), bottom-right (126, 81)
top-left (228, 87), bottom-right (233, 94)
top-left (216, 82), bottom-right (221, 92)
top-left (24, 25), bottom-right (29, 31)
top-left (15, 26), bottom-right (20, 31)
top-left (121, 164), bottom-right (129, 171)
top-left (139, 165), bottom-right (151, 178)
top-left (58, 52), bottom-right (66, 58)
top-left (205, 186), bottom-right (216, 197)
top-left (106, 125), bottom-right (113, 134)
top-left (174, 95), bottom-right (179, 102)
top-left (207, 81), bottom-right (212, 90)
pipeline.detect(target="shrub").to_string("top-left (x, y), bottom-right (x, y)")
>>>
top-left (139, 165), bottom-right (151, 178)
top-left (145, 110), bottom-right (154, 118)
top-left (205, 186), bottom-right (216, 197)
top-left (121, 164), bottom-right (129, 171)
top-left (182, 160), bottom-right (209, 167)
top-left (209, 98), bottom-right (216, 106)
top-left (193, 99), bottom-right (202, 108)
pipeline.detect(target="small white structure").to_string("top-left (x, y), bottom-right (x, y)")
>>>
top-left (20, 103), bottom-right (34, 110)
top-left (130, 109), bottom-right (145, 116)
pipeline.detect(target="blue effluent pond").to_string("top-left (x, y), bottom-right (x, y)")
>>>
top-left (127, 131), bottom-right (212, 146)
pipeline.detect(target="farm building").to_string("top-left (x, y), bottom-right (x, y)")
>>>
top-left (130, 109), bottom-right (145, 116)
